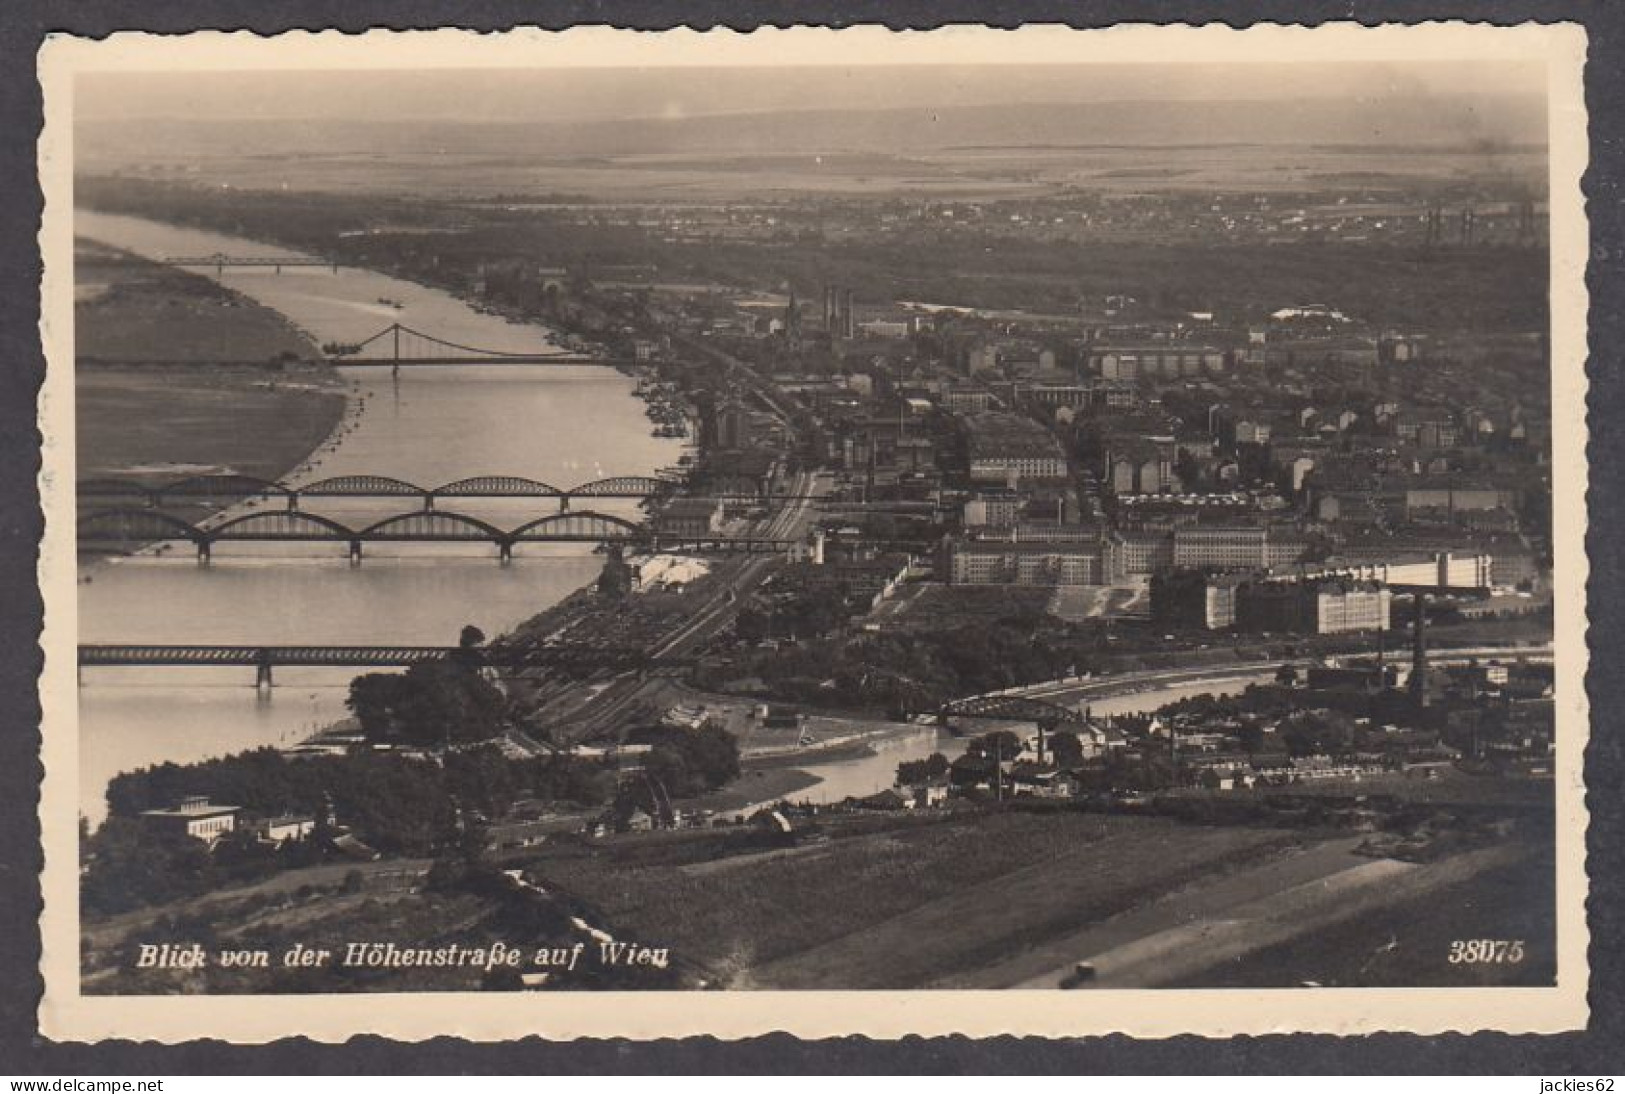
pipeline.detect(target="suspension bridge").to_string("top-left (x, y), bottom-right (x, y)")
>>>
top-left (327, 323), bottom-right (638, 367)
top-left (77, 507), bottom-right (801, 562)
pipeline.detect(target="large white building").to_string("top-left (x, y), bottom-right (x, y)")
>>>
top-left (139, 796), bottom-right (241, 845)
top-left (1108, 526), bottom-right (1310, 578)
top-left (1090, 344), bottom-right (1227, 381)
top-left (942, 540), bottom-right (1105, 586)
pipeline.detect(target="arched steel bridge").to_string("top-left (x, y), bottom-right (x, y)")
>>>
top-left (76, 472), bottom-right (711, 511)
top-left (77, 507), bottom-right (799, 562)
top-left (328, 323), bottom-right (639, 367)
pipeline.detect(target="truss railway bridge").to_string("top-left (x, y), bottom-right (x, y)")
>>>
top-left (77, 642), bottom-right (680, 691)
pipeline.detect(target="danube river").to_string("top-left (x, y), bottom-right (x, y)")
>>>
top-left (74, 212), bottom-right (683, 823)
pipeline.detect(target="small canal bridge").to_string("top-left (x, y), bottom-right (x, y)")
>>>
top-left (78, 507), bottom-right (800, 562)
top-left (328, 323), bottom-right (639, 367)
top-left (937, 693), bottom-right (1087, 727)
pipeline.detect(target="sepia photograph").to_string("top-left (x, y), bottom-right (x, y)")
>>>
top-left (33, 23), bottom-right (1591, 1041)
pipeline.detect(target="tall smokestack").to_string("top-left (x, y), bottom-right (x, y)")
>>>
top-left (1410, 592), bottom-right (1429, 709)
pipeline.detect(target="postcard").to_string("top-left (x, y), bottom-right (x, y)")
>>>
top-left (35, 22), bottom-right (1591, 1040)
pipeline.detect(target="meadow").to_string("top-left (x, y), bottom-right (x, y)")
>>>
top-left (74, 242), bottom-right (347, 487)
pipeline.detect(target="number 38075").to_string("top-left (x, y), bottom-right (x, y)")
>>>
top-left (1449, 939), bottom-right (1525, 964)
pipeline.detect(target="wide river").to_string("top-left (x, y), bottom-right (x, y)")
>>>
top-left (74, 212), bottom-right (1265, 828)
top-left (74, 212), bottom-right (686, 823)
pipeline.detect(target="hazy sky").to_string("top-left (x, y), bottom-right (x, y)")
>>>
top-left (77, 62), bottom-right (1546, 126)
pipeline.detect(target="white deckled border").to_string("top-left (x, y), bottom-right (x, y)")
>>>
top-left (35, 21), bottom-right (1592, 1042)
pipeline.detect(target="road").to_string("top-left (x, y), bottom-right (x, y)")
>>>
top-left (999, 643), bottom-right (1556, 712)
top-left (977, 840), bottom-right (1526, 990)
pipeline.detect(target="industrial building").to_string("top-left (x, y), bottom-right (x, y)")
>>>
top-left (941, 539), bottom-right (1105, 586)
top-left (964, 411), bottom-right (1070, 484)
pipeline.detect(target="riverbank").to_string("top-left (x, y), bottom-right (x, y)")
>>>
top-left (674, 767), bottom-right (824, 815)
top-left (75, 240), bottom-right (349, 489)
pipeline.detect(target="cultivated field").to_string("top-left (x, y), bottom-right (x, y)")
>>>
top-left (79, 140), bottom-right (1548, 203)
top-left (528, 809), bottom-right (1312, 988)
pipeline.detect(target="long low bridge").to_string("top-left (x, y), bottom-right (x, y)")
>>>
top-left (78, 643), bottom-right (674, 690)
top-left (76, 472), bottom-right (742, 512)
top-left (162, 253), bottom-right (341, 274)
top-left (78, 507), bottom-right (801, 562)
top-left (327, 323), bottom-right (638, 367)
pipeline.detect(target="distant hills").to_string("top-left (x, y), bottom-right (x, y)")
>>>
top-left (78, 96), bottom-right (1546, 166)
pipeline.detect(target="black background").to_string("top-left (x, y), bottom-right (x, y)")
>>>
top-left (2, 0), bottom-right (1620, 1074)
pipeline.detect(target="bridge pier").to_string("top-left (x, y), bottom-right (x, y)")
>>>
top-left (499, 541), bottom-right (513, 565)
top-left (255, 659), bottom-right (274, 694)
top-left (349, 540), bottom-right (363, 566)
top-left (196, 540), bottom-right (211, 565)
top-left (423, 494), bottom-right (436, 513)
top-left (559, 496), bottom-right (571, 512)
